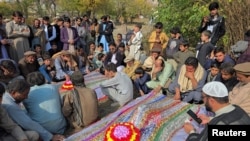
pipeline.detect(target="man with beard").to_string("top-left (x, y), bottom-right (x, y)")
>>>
top-left (229, 62), bottom-right (250, 116)
top-left (18, 51), bottom-right (40, 78)
top-left (2, 79), bottom-right (65, 141)
top-left (31, 19), bottom-right (46, 51)
top-left (183, 81), bottom-right (250, 141)
top-left (104, 43), bottom-right (125, 72)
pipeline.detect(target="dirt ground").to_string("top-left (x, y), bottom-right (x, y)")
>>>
top-left (64, 18), bottom-right (154, 137)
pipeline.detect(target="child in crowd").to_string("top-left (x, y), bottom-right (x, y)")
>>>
top-left (95, 53), bottom-right (105, 75)
top-left (34, 44), bottom-right (44, 65)
top-left (88, 41), bottom-right (96, 56)
top-left (87, 53), bottom-right (97, 72)
top-left (127, 23), bottom-right (143, 61)
top-left (165, 27), bottom-right (183, 59)
top-left (48, 42), bottom-right (60, 58)
top-left (134, 67), bottom-right (151, 96)
top-left (94, 43), bottom-right (106, 59)
top-left (115, 33), bottom-right (124, 48)
top-left (75, 47), bottom-right (90, 75)
top-left (219, 62), bottom-right (239, 92)
top-left (173, 40), bottom-right (195, 71)
top-left (39, 53), bottom-right (55, 84)
top-left (206, 62), bottom-right (220, 82)
top-left (34, 44), bottom-right (43, 58)
top-left (196, 30), bottom-right (215, 67)
top-left (118, 42), bottom-right (126, 55)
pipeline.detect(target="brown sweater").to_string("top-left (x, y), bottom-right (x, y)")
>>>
top-left (62, 86), bottom-right (98, 130)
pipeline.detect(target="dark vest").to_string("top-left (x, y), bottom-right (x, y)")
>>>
top-left (47, 24), bottom-right (53, 39)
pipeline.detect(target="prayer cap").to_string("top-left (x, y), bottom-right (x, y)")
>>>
top-left (202, 81), bottom-right (228, 97)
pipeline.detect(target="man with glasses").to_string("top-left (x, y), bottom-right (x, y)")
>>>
top-left (184, 81), bottom-right (250, 141)
top-left (104, 42), bottom-right (125, 72)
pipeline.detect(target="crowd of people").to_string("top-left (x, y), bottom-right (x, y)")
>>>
top-left (0, 1), bottom-right (250, 141)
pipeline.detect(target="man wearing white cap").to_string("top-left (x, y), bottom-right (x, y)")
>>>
top-left (184, 81), bottom-right (250, 141)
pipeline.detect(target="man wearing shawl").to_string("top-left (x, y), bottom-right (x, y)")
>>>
top-left (168, 57), bottom-right (207, 103)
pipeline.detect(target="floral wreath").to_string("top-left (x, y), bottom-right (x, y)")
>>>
top-left (61, 80), bottom-right (74, 91)
top-left (104, 122), bottom-right (140, 141)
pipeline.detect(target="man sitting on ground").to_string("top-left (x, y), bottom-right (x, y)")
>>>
top-left (168, 57), bottom-right (207, 103)
top-left (18, 51), bottom-right (40, 78)
top-left (24, 72), bottom-right (67, 135)
top-left (229, 62), bottom-right (250, 116)
top-left (100, 63), bottom-right (133, 107)
top-left (123, 56), bottom-right (141, 80)
top-left (62, 71), bottom-right (98, 133)
top-left (53, 50), bottom-right (78, 82)
top-left (0, 83), bottom-right (39, 141)
top-left (142, 47), bottom-right (163, 73)
top-left (146, 58), bottom-right (175, 94)
top-left (2, 79), bottom-right (65, 141)
top-left (204, 46), bottom-right (235, 70)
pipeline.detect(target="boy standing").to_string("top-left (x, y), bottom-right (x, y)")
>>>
top-left (196, 30), bottom-right (215, 67)
top-left (127, 24), bottom-right (143, 61)
top-left (173, 40), bottom-right (195, 71)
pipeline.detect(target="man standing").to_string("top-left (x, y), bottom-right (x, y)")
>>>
top-left (42, 16), bottom-right (57, 51)
top-left (31, 19), bottom-right (46, 51)
top-left (198, 2), bottom-right (225, 45)
top-left (98, 16), bottom-right (114, 52)
top-left (0, 14), bottom-right (10, 59)
top-left (184, 81), bottom-right (250, 141)
top-left (74, 17), bottom-right (87, 51)
top-left (100, 63), bottom-right (133, 107)
top-left (6, 11), bottom-right (30, 62)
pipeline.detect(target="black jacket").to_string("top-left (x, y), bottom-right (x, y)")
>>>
top-left (198, 15), bottom-right (226, 45)
top-left (98, 22), bottom-right (114, 43)
top-left (187, 105), bottom-right (250, 141)
top-left (104, 51), bottom-right (125, 67)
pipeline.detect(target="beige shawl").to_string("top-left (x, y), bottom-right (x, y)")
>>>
top-left (178, 64), bottom-right (204, 93)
